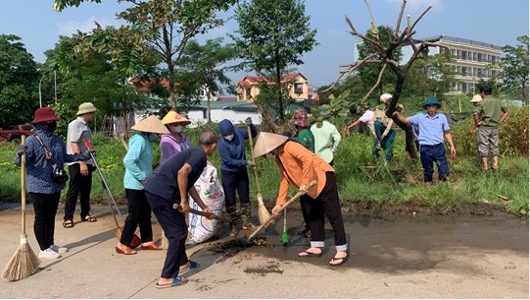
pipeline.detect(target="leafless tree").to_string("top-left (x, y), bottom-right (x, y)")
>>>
top-left (329, 0), bottom-right (440, 158)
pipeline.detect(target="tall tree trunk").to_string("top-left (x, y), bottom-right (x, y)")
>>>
top-left (206, 85), bottom-right (212, 123)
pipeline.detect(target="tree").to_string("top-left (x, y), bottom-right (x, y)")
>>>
top-left (328, 0), bottom-right (440, 158)
top-left (0, 35), bottom-right (39, 127)
top-left (178, 38), bottom-right (236, 122)
top-left (497, 35), bottom-right (529, 102)
top-left (403, 51), bottom-right (457, 98)
top-left (232, 0), bottom-right (317, 121)
top-left (54, 0), bottom-right (237, 110)
top-left (357, 26), bottom-right (403, 96)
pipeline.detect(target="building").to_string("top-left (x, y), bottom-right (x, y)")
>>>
top-left (235, 72), bottom-right (313, 102)
top-left (130, 77), bottom-right (218, 101)
top-left (407, 34), bottom-right (503, 94)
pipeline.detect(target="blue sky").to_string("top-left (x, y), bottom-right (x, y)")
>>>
top-left (1, 0), bottom-right (528, 90)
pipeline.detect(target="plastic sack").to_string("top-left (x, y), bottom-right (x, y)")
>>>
top-left (187, 161), bottom-right (225, 245)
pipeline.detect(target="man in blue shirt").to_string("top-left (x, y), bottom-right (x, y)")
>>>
top-left (393, 97), bottom-right (456, 183)
top-left (144, 130), bottom-right (217, 288)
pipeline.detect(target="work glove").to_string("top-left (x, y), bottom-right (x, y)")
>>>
top-left (244, 117), bottom-right (252, 126)
top-left (17, 144), bottom-right (27, 156)
top-left (247, 160), bottom-right (256, 167)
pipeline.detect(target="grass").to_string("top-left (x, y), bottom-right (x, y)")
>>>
top-left (0, 121), bottom-right (528, 216)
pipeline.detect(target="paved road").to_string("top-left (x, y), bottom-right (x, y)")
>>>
top-left (0, 204), bottom-right (528, 298)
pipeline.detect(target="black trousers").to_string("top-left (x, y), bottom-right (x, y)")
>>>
top-left (145, 191), bottom-right (188, 279)
top-left (300, 172), bottom-right (347, 246)
top-left (120, 189), bottom-right (153, 246)
top-left (221, 170), bottom-right (250, 208)
top-left (30, 192), bottom-right (61, 251)
top-left (64, 164), bottom-right (93, 221)
top-left (301, 160), bottom-right (333, 230)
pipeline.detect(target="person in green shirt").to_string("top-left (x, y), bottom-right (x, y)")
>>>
top-left (290, 109), bottom-right (315, 152)
top-left (473, 86), bottom-right (510, 170)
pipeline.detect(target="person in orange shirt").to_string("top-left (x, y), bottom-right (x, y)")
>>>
top-left (253, 132), bottom-right (349, 266)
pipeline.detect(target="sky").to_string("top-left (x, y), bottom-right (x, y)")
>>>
top-left (1, 0), bottom-right (528, 92)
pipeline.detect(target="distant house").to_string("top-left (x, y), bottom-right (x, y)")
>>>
top-left (184, 101), bottom-right (261, 127)
top-left (236, 72), bottom-right (312, 102)
top-left (130, 77), bottom-right (218, 101)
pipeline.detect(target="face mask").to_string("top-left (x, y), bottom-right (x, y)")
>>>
top-left (148, 134), bottom-right (158, 141)
top-left (224, 134), bottom-right (234, 141)
top-left (45, 121), bottom-right (57, 133)
top-left (172, 125), bottom-right (182, 133)
top-left (265, 153), bottom-right (274, 158)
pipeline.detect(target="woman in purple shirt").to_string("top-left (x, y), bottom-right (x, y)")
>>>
top-left (160, 111), bottom-right (192, 164)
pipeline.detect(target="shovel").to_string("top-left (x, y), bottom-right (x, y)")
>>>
top-left (247, 125), bottom-right (270, 225)
top-left (247, 180), bottom-right (316, 241)
top-left (172, 203), bottom-right (231, 223)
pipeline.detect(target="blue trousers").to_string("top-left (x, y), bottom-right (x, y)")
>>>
top-left (419, 143), bottom-right (450, 182)
top-left (145, 191), bottom-right (188, 279)
top-left (372, 121), bottom-right (396, 161)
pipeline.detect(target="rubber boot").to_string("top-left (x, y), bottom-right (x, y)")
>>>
top-left (241, 203), bottom-right (258, 230)
top-left (227, 206), bottom-right (239, 237)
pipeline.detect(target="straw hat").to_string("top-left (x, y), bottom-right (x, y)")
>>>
top-left (380, 93), bottom-right (392, 104)
top-left (470, 94), bottom-right (482, 103)
top-left (131, 115), bottom-right (170, 134)
top-left (253, 132), bottom-right (289, 158)
top-left (76, 102), bottom-right (97, 115)
top-left (161, 110), bottom-right (191, 126)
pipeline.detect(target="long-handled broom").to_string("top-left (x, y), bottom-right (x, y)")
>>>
top-left (2, 135), bottom-right (40, 281)
top-left (247, 125), bottom-right (270, 224)
top-left (83, 139), bottom-right (142, 248)
top-left (281, 209), bottom-right (289, 246)
top-left (248, 180), bottom-right (316, 241)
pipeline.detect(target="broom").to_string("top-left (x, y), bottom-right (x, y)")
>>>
top-left (280, 209), bottom-right (289, 246)
top-left (247, 125), bottom-right (270, 224)
top-left (248, 180), bottom-right (316, 241)
top-left (2, 135), bottom-right (40, 281)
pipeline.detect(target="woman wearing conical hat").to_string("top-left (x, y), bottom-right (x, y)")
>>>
top-left (253, 132), bottom-right (349, 266)
top-left (116, 115), bottom-right (169, 255)
top-left (160, 111), bottom-right (192, 164)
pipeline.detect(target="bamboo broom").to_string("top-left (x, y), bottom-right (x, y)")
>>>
top-left (2, 135), bottom-right (40, 281)
top-left (247, 125), bottom-right (270, 224)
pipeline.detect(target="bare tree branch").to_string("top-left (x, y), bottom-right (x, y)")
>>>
top-left (409, 4), bottom-right (433, 33)
top-left (363, 0), bottom-right (377, 30)
top-left (395, 0), bottom-right (407, 36)
top-left (363, 64), bottom-right (387, 101)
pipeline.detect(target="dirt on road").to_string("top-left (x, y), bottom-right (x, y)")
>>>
top-left (0, 203), bottom-right (528, 299)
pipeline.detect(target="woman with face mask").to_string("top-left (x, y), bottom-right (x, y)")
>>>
top-left (217, 118), bottom-right (257, 237)
top-left (15, 107), bottom-right (90, 260)
top-left (160, 111), bottom-right (192, 164)
top-left (116, 115), bottom-right (170, 255)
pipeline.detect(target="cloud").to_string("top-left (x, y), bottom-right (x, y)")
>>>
top-left (56, 16), bottom-right (121, 36)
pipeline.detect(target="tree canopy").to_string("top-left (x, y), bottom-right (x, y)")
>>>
top-left (231, 0), bottom-right (317, 121)
top-left (498, 35), bottom-right (529, 102)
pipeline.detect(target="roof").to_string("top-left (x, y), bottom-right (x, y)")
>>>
top-left (183, 101), bottom-right (259, 113)
top-left (236, 72), bottom-right (308, 87)
top-left (129, 77), bottom-right (183, 93)
top-left (412, 34), bottom-right (503, 50)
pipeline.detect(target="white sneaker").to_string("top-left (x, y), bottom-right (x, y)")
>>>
top-left (39, 248), bottom-right (61, 259)
top-left (50, 244), bottom-right (68, 254)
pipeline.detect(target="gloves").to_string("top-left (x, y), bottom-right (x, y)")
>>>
top-left (17, 144), bottom-right (27, 156)
top-left (244, 117), bottom-right (252, 126)
top-left (247, 160), bottom-right (256, 167)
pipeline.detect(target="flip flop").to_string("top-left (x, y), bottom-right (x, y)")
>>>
top-left (298, 250), bottom-right (322, 258)
top-left (155, 277), bottom-right (188, 289)
top-left (329, 253), bottom-right (349, 266)
top-left (179, 260), bottom-right (200, 274)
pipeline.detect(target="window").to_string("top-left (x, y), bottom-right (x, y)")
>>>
top-left (461, 50), bottom-right (467, 60)
top-left (473, 52), bottom-right (477, 61)
top-left (294, 83), bottom-right (303, 95)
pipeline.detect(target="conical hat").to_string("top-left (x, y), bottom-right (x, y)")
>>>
top-left (161, 110), bottom-right (191, 126)
top-left (253, 132), bottom-right (289, 158)
top-left (131, 115), bottom-right (170, 134)
top-left (470, 94), bottom-right (482, 103)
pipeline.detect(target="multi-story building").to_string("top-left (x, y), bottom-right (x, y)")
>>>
top-left (410, 34), bottom-right (503, 94)
top-left (235, 72), bottom-right (313, 102)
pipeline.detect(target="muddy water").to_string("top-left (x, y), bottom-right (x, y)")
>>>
top-left (194, 212), bottom-right (528, 272)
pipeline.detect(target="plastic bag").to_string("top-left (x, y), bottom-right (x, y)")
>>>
top-left (187, 161), bottom-right (225, 245)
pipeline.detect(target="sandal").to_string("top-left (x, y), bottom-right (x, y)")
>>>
top-left (82, 215), bottom-right (97, 222)
top-left (62, 220), bottom-right (74, 228)
top-left (329, 252), bottom-right (349, 266)
top-left (298, 249), bottom-right (322, 257)
top-left (179, 260), bottom-right (200, 274)
top-left (155, 277), bottom-right (188, 289)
